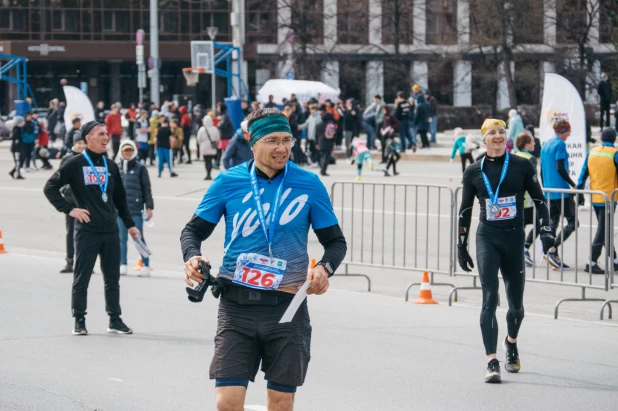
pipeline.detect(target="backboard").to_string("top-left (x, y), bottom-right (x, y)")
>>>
top-left (190, 41), bottom-right (214, 73)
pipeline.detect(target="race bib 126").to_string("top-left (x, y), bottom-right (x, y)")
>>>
top-left (233, 253), bottom-right (287, 291)
top-left (485, 196), bottom-right (517, 221)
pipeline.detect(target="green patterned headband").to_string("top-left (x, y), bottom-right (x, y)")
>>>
top-left (248, 115), bottom-right (292, 147)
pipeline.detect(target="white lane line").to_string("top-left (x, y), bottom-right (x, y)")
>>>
top-left (244, 406), bottom-right (267, 411)
top-left (108, 378), bottom-right (124, 382)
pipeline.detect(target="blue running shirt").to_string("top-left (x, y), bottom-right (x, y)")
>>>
top-left (195, 161), bottom-right (339, 293)
top-left (540, 136), bottom-right (571, 199)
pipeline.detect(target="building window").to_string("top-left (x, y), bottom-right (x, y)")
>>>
top-left (103, 11), bottom-right (129, 32)
top-left (340, 61), bottom-right (366, 102)
top-left (52, 10), bottom-right (79, 32)
top-left (599, 0), bottom-right (617, 44)
top-left (290, 0), bottom-right (324, 45)
top-left (0, 9), bottom-right (27, 31)
top-left (515, 59), bottom-right (540, 104)
top-left (382, 0), bottom-right (414, 45)
top-left (338, 0), bottom-right (369, 45)
top-left (556, 0), bottom-right (587, 44)
top-left (428, 59), bottom-right (454, 105)
top-left (246, 11), bottom-right (277, 43)
top-left (512, 0), bottom-right (543, 44)
top-left (471, 61), bottom-right (498, 106)
top-left (469, 0), bottom-right (500, 44)
top-left (383, 60), bottom-right (411, 103)
top-left (426, 0), bottom-right (457, 45)
top-left (160, 11), bottom-right (178, 33)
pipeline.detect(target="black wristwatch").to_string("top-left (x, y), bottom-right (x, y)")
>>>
top-left (316, 260), bottom-right (334, 277)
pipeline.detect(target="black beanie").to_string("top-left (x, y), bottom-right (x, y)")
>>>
top-left (73, 130), bottom-right (84, 145)
top-left (80, 121), bottom-right (103, 141)
top-left (601, 128), bottom-right (617, 143)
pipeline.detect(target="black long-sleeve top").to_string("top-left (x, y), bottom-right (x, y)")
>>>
top-left (180, 167), bottom-right (347, 276)
top-left (43, 148), bottom-right (135, 233)
top-left (458, 152), bottom-right (550, 245)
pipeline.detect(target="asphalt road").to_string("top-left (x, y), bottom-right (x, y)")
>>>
top-left (1, 145), bottom-right (618, 410)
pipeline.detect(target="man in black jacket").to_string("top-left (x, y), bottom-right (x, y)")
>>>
top-left (65, 117), bottom-right (82, 155)
top-left (44, 121), bottom-right (140, 336)
top-left (58, 131), bottom-right (87, 273)
top-left (598, 73), bottom-right (612, 129)
top-left (317, 109), bottom-right (336, 176)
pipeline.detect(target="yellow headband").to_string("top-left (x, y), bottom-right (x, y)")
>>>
top-left (481, 119), bottom-right (506, 140)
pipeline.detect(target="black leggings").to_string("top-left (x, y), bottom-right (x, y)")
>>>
top-left (461, 152), bottom-right (474, 174)
top-left (183, 135), bottom-right (192, 162)
top-left (476, 223), bottom-right (525, 355)
top-left (385, 151), bottom-right (400, 174)
top-left (524, 207), bottom-right (541, 249)
top-left (203, 155), bottom-right (216, 178)
top-left (549, 197), bottom-right (578, 249)
top-left (591, 206), bottom-right (616, 263)
top-left (66, 214), bottom-right (75, 261)
top-left (418, 130), bottom-right (429, 148)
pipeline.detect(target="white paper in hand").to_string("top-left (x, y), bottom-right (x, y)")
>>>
top-left (279, 280), bottom-right (311, 323)
top-left (134, 237), bottom-right (152, 258)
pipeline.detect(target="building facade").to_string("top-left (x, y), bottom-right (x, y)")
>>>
top-left (1, 0), bottom-right (617, 112)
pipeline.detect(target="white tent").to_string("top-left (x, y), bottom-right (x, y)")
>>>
top-left (257, 79), bottom-right (341, 105)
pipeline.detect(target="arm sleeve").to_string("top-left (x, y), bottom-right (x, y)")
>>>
top-left (457, 168), bottom-right (477, 246)
top-left (524, 161), bottom-right (550, 226)
top-left (530, 156), bottom-right (538, 173)
top-left (313, 224), bottom-right (347, 274)
top-left (112, 167), bottom-right (136, 229)
top-left (141, 166), bottom-right (154, 210)
top-left (180, 214), bottom-right (217, 262)
top-left (450, 139), bottom-right (460, 159)
top-left (577, 153), bottom-right (590, 189)
top-left (556, 160), bottom-right (576, 187)
top-left (43, 160), bottom-right (75, 214)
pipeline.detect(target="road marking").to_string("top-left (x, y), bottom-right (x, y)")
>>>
top-left (244, 406), bottom-right (267, 411)
top-left (108, 378), bottom-right (124, 382)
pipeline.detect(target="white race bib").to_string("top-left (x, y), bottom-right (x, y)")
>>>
top-left (233, 253), bottom-right (287, 291)
top-left (485, 196), bottom-right (517, 221)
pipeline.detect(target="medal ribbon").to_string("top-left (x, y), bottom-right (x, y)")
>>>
top-left (481, 152), bottom-right (509, 208)
top-left (249, 161), bottom-right (288, 259)
top-left (82, 150), bottom-right (109, 197)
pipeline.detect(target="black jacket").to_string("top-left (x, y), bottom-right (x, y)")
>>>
top-left (95, 107), bottom-right (106, 123)
top-left (10, 125), bottom-right (23, 154)
top-left (118, 157), bottom-right (154, 216)
top-left (65, 127), bottom-right (80, 149)
top-left (317, 114), bottom-right (336, 151)
top-left (395, 101), bottom-right (412, 122)
top-left (156, 126), bottom-right (172, 149)
top-left (218, 113), bottom-right (235, 140)
top-left (598, 80), bottom-right (612, 104)
top-left (43, 148), bottom-right (135, 233)
top-left (59, 149), bottom-right (80, 206)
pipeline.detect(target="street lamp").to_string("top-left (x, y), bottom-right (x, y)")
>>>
top-left (207, 27), bottom-right (218, 111)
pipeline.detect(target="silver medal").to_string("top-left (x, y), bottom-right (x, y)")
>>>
top-left (102, 193), bottom-right (108, 203)
top-left (490, 204), bottom-right (500, 217)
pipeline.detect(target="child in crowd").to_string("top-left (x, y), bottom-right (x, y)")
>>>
top-left (383, 136), bottom-right (401, 177)
top-left (350, 137), bottom-right (374, 181)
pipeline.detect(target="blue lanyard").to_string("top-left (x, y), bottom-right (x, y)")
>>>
top-left (82, 151), bottom-right (108, 195)
top-left (481, 152), bottom-right (509, 205)
top-left (249, 161), bottom-right (288, 259)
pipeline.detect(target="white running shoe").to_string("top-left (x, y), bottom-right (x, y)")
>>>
top-left (119, 265), bottom-right (128, 275)
top-left (138, 266), bottom-right (151, 277)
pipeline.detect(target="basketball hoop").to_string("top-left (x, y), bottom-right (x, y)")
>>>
top-left (182, 67), bottom-right (205, 86)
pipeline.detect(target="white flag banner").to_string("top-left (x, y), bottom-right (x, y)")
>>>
top-left (539, 73), bottom-right (587, 184)
top-left (63, 85), bottom-right (95, 127)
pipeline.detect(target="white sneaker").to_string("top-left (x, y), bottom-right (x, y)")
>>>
top-left (138, 266), bottom-right (150, 277)
top-left (119, 265), bottom-right (128, 275)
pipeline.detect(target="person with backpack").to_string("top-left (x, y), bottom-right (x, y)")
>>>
top-left (9, 116), bottom-right (26, 180)
top-left (380, 106), bottom-right (399, 163)
top-left (414, 94), bottom-right (432, 148)
top-left (317, 107), bottom-right (337, 176)
top-left (197, 115), bottom-right (221, 180)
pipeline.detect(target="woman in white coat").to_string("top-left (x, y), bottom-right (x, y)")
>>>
top-left (197, 115), bottom-right (220, 180)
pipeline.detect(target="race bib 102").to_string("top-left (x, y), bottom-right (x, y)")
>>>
top-left (485, 196), bottom-right (517, 221)
top-left (82, 166), bottom-right (107, 185)
top-left (233, 253), bottom-right (287, 291)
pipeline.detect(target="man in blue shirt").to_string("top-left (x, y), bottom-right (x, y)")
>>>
top-left (540, 119), bottom-right (578, 269)
top-left (180, 108), bottom-right (347, 411)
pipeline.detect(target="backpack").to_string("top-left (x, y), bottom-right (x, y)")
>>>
top-left (325, 122), bottom-right (336, 139)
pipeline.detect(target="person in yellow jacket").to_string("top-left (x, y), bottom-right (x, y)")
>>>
top-left (514, 131), bottom-right (539, 266)
top-left (170, 118), bottom-right (184, 164)
top-left (577, 128), bottom-right (618, 274)
top-left (148, 110), bottom-right (160, 166)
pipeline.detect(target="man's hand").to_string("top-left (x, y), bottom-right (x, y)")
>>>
top-left (307, 265), bottom-right (329, 295)
top-left (128, 227), bottom-right (141, 240)
top-left (457, 245), bottom-right (474, 272)
top-left (69, 208), bottom-right (90, 223)
top-left (146, 208), bottom-right (153, 220)
top-left (540, 226), bottom-right (555, 254)
top-left (577, 194), bottom-right (585, 206)
top-left (184, 255), bottom-right (211, 287)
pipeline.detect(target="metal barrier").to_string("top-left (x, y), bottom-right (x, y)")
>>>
top-left (600, 188), bottom-right (618, 320)
top-left (330, 181), bottom-right (455, 297)
top-left (449, 187), bottom-right (611, 319)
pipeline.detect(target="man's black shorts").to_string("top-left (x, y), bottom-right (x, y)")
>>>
top-left (209, 295), bottom-right (311, 387)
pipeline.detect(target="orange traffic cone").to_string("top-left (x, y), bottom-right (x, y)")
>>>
top-left (413, 272), bottom-right (438, 304)
top-left (133, 259), bottom-right (142, 271)
top-left (309, 258), bottom-right (317, 269)
top-left (0, 231), bottom-right (7, 254)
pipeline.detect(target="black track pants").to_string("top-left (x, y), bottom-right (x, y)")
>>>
top-left (476, 223), bottom-right (525, 355)
top-left (72, 230), bottom-right (122, 318)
